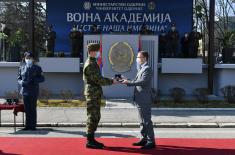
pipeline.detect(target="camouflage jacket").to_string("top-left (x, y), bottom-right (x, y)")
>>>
top-left (83, 56), bottom-right (113, 99)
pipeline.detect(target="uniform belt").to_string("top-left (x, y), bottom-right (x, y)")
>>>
top-left (86, 81), bottom-right (99, 86)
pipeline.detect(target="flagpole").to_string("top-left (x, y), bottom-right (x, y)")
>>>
top-left (138, 34), bottom-right (142, 52)
top-left (208, 0), bottom-right (215, 94)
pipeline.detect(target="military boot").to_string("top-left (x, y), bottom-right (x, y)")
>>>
top-left (86, 133), bottom-right (104, 149)
top-left (93, 133), bottom-right (104, 148)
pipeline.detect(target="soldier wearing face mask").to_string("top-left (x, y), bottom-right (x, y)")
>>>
top-left (83, 43), bottom-right (117, 149)
top-left (181, 33), bottom-right (190, 58)
top-left (17, 52), bottom-right (45, 131)
top-left (159, 30), bottom-right (168, 59)
top-left (69, 25), bottom-right (82, 58)
top-left (45, 25), bottom-right (56, 54)
top-left (167, 23), bottom-right (180, 57)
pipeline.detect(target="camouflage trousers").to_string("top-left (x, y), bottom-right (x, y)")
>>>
top-left (86, 98), bottom-right (101, 134)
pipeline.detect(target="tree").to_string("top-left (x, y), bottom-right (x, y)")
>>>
top-left (215, 0), bottom-right (235, 50)
top-left (0, 1), bottom-right (46, 61)
top-left (193, 0), bottom-right (210, 63)
top-left (193, 0), bottom-right (235, 63)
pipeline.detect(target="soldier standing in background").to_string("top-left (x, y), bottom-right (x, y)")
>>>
top-left (83, 43), bottom-right (117, 149)
top-left (90, 24), bottom-right (101, 34)
top-left (45, 25), bottom-right (56, 54)
top-left (167, 23), bottom-right (180, 57)
top-left (181, 32), bottom-right (190, 58)
top-left (159, 30), bottom-right (168, 59)
top-left (69, 25), bottom-right (80, 57)
top-left (189, 27), bottom-right (202, 58)
top-left (140, 24), bottom-right (154, 35)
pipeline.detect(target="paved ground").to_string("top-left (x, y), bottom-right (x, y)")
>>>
top-left (1, 127), bottom-right (235, 139)
top-left (1, 98), bottom-right (235, 128)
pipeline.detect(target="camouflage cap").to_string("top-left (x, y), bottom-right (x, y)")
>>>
top-left (87, 43), bottom-right (100, 52)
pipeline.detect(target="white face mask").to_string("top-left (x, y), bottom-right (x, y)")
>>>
top-left (95, 52), bottom-right (100, 59)
top-left (136, 58), bottom-right (141, 64)
top-left (136, 58), bottom-right (141, 70)
top-left (25, 59), bottom-right (33, 66)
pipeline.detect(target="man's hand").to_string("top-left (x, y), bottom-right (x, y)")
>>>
top-left (122, 79), bottom-right (129, 85)
top-left (112, 78), bottom-right (119, 84)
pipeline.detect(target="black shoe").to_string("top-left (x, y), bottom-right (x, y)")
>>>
top-left (86, 141), bottom-right (104, 149)
top-left (141, 142), bottom-right (156, 149)
top-left (29, 128), bottom-right (36, 131)
top-left (21, 127), bottom-right (30, 131)
top-left (93, 139), bottom-right (105, 148)
top-left (86, 133), bottom-right (104, 149)
top-left (133, 139), bottom-right (147, 146)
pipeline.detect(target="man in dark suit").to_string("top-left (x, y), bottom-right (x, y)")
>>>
top-left (122, 51), bottom-right (155, 149)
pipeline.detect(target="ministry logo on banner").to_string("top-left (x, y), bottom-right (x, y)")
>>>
top-left (84, 1), bottom-right (91, 10)
top-left (148, 1), bottom-right (156, 11)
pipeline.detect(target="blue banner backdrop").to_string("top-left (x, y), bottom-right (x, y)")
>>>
top-left (47, 0), bottom-right (193, 53)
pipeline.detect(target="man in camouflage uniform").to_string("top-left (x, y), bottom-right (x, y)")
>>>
top-left (83, 43), bottom-right (116, 149)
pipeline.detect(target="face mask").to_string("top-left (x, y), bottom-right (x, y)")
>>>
top-left (25, 59), bottom-right (33, 67)
top-left (136, 58), bottom-right (141, 70)
top-left (172, 27), bottom-right (176, 31)
top-left (95, 52), bottom-right (100, 59)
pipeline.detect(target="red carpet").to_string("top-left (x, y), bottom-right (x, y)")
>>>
top-left (0, 138), bottom-right (235, 155)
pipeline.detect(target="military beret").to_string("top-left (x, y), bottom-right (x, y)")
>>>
top-left (87, 43), bottom-right (100, 51)
top-left (24, 51), bottom-right (33, 58)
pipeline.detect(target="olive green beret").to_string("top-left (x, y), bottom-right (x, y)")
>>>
top-left (87, 43), bottom-right (100, 52)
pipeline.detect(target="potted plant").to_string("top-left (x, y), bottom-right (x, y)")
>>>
top-left (218, 31), bottom-right (235, 63)
top-left (58, 52), bottom-right (65, 57)
top-left (45, 51), bottom-right (54, 57)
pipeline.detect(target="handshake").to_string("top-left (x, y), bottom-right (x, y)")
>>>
top-left (112, 74), bottom-right (129, 85)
